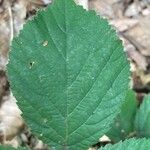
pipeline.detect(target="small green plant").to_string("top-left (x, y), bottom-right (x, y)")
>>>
top-left (100, 138), bottom-right (150, 150)
top-left (106, 90), bottom-right (137, 142)
top-left (135, 94), bottom-right (150, 138)
top-left (5, 0), bottom-right (150, 150)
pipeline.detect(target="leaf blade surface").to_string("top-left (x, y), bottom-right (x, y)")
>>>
top-left (7, 0), bottom-right (130, 149)
top-left (135, 94), bottom-right (150, 137)
top-left (107, 90), bottom-right (137, 142)
top-left (99, 138), bottom-right (150, 150)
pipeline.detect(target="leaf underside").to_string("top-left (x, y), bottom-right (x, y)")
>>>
top-left (7, 0), bottom-right (130, 149)
top-left (99, 138), bottom-right (150, 150)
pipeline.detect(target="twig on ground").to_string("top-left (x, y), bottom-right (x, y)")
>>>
top-left (7, 2), bottom-right (14, 43)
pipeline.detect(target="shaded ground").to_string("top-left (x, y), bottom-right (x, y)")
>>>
top-left (0, 0), bottom-right (149, 149)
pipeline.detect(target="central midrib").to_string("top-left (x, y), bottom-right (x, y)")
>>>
top-left (64, 0), bottom-right (68, 149)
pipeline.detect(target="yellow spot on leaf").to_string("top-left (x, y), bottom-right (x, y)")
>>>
top-left (43, 40), bottom-right (48, 47)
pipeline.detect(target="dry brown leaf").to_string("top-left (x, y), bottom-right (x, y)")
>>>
top-left (125, 2), bottom-right (141, 17)
top-left (126, 46), bottom-right (148, 71)
top-left (127, 16), bottom-right (150, 56)
top-left (4, 137), bottom-right (20, 148)
top-left (0, 93), bottom-right (24, 143)
top-left (138, 70), bottom-right (150, 85)
top-left (89, 0), bottom-right (115, 19)
top-left (110, 19), bottom-right (138, 32)
top-left (0, 71), bottom-right (8, 99)
top-left (12, 0), bottom-right (27, 34)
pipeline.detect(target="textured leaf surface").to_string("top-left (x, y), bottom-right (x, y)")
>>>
top-left (135, 94), bottom-right (150, 137)
top-left (107, 90), bottom-right (137, 142)
top-left (7, 0), bottom-right (130, 149)
top-left (0, 146), bottom-right (26, 150)
top-left (99, 138), bottom-right (150, 150)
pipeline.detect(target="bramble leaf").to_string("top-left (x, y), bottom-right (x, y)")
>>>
top-left (0, 146), bottom-right (26, 150)
top-left (7, 0), bottom-right (130, 149)
top-left (99, 138), bottom-right (150, 150)
top-left (135, 94), bottom-right (150, 137)
top-left (107, 90), bottom-right (137, 142)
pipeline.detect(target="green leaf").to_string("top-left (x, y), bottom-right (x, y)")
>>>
top-left (135, 94), bottom-right (150, 137)
top-left (7, 0), bottom-right (130, 149)
top-left (107, 90), bottom-right (137, 142)
top-left (99, 138), bottom-right (150, 150)
top-left (0, 146), bottom-right (26, 150)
